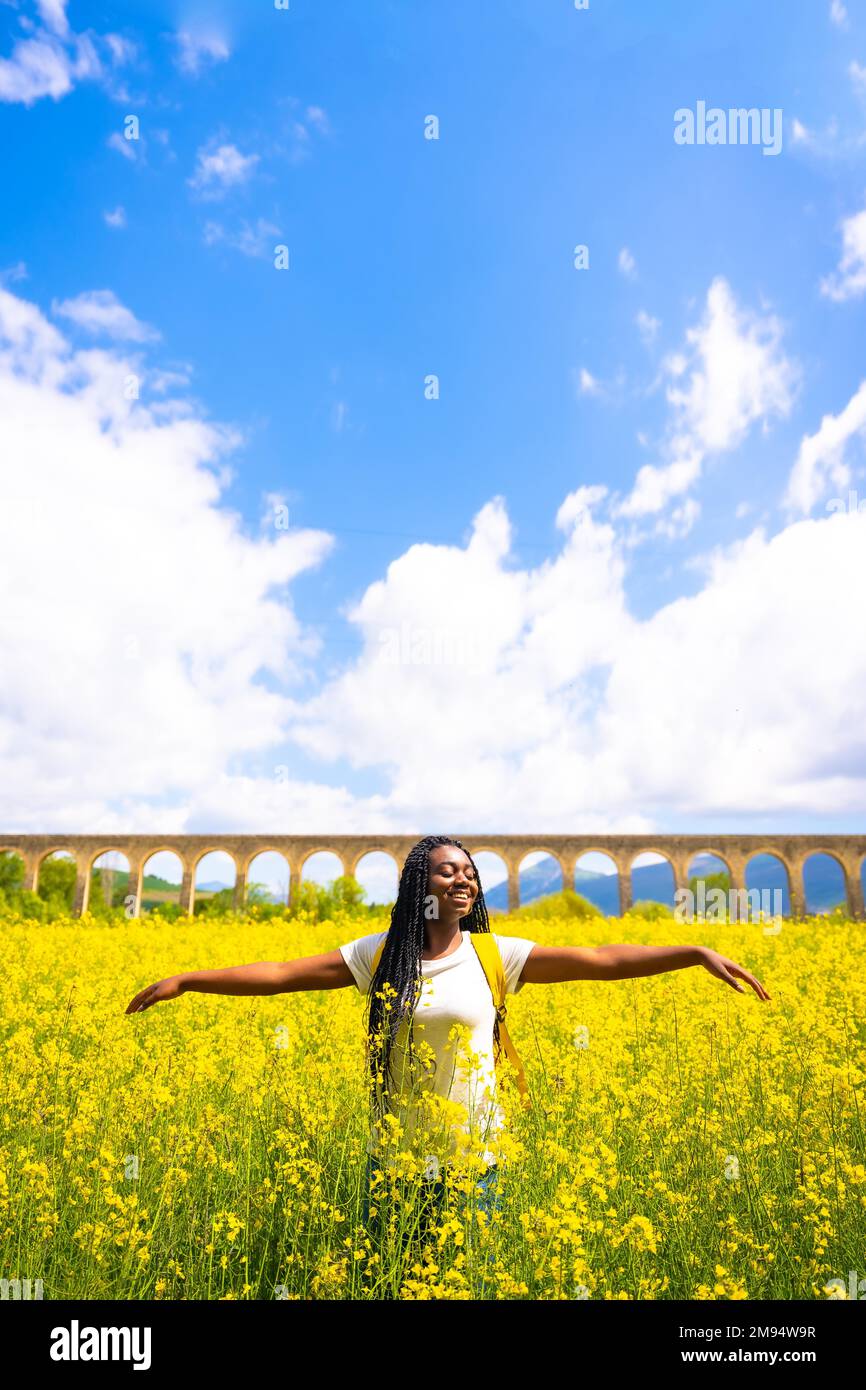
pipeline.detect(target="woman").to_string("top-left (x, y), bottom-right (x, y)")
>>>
top-left (125, 834), bottom-right (770, 1247)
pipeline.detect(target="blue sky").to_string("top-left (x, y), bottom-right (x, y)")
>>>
top-left (1, 0), bottom-right (866, 874)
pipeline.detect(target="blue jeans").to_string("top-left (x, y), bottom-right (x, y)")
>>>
top-left (361, 1154), bottom-right (502, 1244)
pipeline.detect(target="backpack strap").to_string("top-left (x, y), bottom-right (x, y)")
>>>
top-left (369, 931), bottom-right (530, 1106)
top-left (469, 933), bottom-right (530, 1105)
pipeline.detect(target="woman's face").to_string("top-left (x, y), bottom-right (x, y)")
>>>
top-left (426, 844), bottom-right (479, 920)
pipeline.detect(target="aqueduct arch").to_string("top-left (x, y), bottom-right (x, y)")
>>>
top-left (0, 834), bottom-right (862, 919)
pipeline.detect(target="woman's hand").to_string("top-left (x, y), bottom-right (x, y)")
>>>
top-left (125, 975), bottom-right (187, 1014)
top-left (697, 948), bottom-right (770, 1000)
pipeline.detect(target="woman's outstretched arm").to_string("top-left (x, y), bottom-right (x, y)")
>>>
top-left (518, 943), bottom-right (770, 1000)
top-left (125, 949), bottom-right (355, 1013)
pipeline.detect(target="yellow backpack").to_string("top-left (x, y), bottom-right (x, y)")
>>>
top-left (369, 930), bottom-right (530, 1107)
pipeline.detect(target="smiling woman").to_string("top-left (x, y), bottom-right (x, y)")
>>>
top-left (356, 836), bottom-right (536, 1197)
top-left (126, 833), bottom-right (770, 1252)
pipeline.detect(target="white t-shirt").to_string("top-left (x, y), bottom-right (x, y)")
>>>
top-left (339, 928), bottom-right (536, 1171)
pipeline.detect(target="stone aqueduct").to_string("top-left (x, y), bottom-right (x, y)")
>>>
top-left (1, 834), bottom-right (864, 919)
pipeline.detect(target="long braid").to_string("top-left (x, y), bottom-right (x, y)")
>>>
top-left (364, 835), bottom-right (493, 1127)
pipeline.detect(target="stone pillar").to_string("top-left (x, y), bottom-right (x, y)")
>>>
top-left (22, 854), bottom-right (39, 893)
top-left (348, 851), bottom-right (367, 881)
top-left (506, 862), bottom-right (520, 914)
top-left (671, 856), bottom-right (691, 895)
top-left (725, 855), bottom-right (749, 924)
top-left (558, 859), bottom-right (572, 895)
top-left (616, 860), bottom-right (633, 916)
top-left (845, 859), bottom-right (865, 920)
top-left (668, 857), bottom-right (689, 922)
top-left (287, 859), bottom-right (302, 908)
top-left (788, 859), bottom-right (806, 919)
top-left (179, 862), bottom-right (196, 916)
top-left (233, 868), bottom-right (247, 911)
top-left (72, 859), bottom-right (90, 917)
top-left (727, 855), bottom-right (747, 894)
top-left (125, 860), bottom-right (143, 918)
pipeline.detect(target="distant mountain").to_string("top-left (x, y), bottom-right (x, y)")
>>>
top-left (484, 852), bottom-right (849, 915)
top-left (484, 858), bottom-right (623, 913)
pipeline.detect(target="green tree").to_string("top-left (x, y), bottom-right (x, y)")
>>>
top-left (325, 875), bottom-right (368, 912)
top-left (516, 889), bottom-right (601, 920)
top-left (688, 870), bottom-right (731, 900)
top-left (289, 875), bottom-right (368, 922)
top-left (0, 851), bottom-right (24, 894)
top-left (625, 899), bottom-right (675, 921)
top-left (193, 887), bottom-right (235, 915)
top-left (191, 882), bottom-right (276, 915)
top-left (149, 902), bottom-right (183, 923)
top-left (37, 856), bottom-right (76, 910)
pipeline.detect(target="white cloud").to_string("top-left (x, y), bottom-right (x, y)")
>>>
top-left (635, 309), bottom-right (660, 344)
top-left (850, 60), bottom-right (866, 95)
top-left (784, 379), bottom-right (866, 513)
top-left (618, 277), bottom-right (797, 516)
top-left (288, 496), bottom-right (635, 815)
top-left (830, 0), bottom-right (849, 28)
top-left (789, 110), bottom-right (860, 160)
top-left (173, 28), bottom-right (230, 76)
top-left (103, 206), bottom-right (127, 229)
top-left (276, 101), bottom-right (331, 163)
top-left (231, 219), bottom-right (279, 257)
top-left (591, 516), bottom-right (866, 818)
top-left (203, 217), bottom-right (280, 259)
top-left (576, 366), bottom-right (601, 396)
top-left (189, 143), bottom-right (260, 196)
top-left (618, 247), bottom-right (637, 278)
top-left (620, 450), bottom-right (703, 517)
top-left (51, 290), bottom-right (158, 343)
top-left (1, 261), bottom-right (28, 284)
top-left (104, 34), bottom-right (137, 66)
top-left (284, 490), bottom-right (866, 827)
top-left (653, 496), bottom-right (700, 540)
top-left (820, 200), bottom-right (866, 301)
top-left (148, 365), bottom-right (193, 394)
top-left (0, 284), bottom-right (334, 832)
top-left (666, 279), bottom-right (795, 452)
top-left (2, 278), bottom-right (865, 831)
top-left (36, 1), bottom-right (69, 36)
top-left (0, 3), bottom-right (131, 106)
top-left (107, 131), bottom-right (138, 162)
top-left (0, 33), bottom-right (83, 103)
top-left (305, 105), bottom-right (329, 134)
top-left (555, 485), bottom-right (608, 530)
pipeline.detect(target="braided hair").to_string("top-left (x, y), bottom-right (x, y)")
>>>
top-left (365, 834), bottom-right (494, 1125)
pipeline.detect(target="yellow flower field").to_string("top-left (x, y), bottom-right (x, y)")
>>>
top-left (1, 909), bottom-right (864, 1300)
